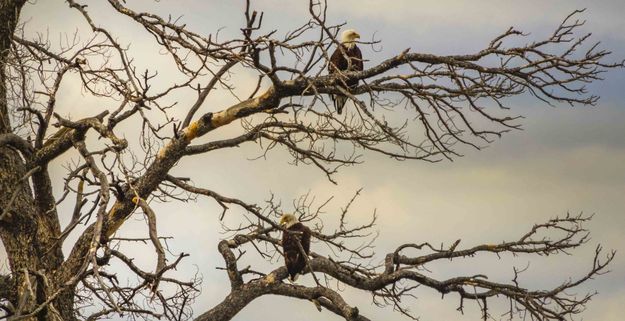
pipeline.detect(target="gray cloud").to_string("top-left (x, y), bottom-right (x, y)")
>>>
top-left (2, 1), bottom-right (624, 320)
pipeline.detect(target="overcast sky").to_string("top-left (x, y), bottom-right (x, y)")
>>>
top-left (3, 1), bottom-right (625, 320)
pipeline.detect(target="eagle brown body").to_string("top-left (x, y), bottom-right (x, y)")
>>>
top-left (280, 215), bottom-right (312, 281)
top-left (328, 29), bottom-right (363, 114)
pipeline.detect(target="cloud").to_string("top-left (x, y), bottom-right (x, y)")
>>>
top-left (4, 1), bottom-right (624, 321)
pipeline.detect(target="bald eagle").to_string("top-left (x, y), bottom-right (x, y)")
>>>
top-left (279, 213), bottom-right (312, 281)
top-left (328, 29), bottom-right (363, 114)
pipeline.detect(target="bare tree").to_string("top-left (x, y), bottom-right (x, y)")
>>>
top-left (0, 1), bottom-right (621, 321)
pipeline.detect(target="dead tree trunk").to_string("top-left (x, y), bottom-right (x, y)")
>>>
top-left (0, 1), bottom-right (75, 320)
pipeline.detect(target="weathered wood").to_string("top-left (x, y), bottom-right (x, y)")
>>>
top-left (0, 2), bottom-right (619, 321)
top-left (0, 1), bottom-right (75, 320)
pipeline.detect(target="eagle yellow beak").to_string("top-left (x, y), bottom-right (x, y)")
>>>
top-left (354, 33), bottom-right (361, 39)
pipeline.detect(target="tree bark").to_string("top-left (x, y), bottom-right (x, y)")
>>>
top-left (194, 285), bottom-right (265, 321)
top-left (0, 1), bottom-right (75, 320)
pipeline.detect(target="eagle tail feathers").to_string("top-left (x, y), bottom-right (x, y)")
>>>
top-left (311, 299), bottom-right (322, 312)
top-left (332, 95), bottom-right (347, 114)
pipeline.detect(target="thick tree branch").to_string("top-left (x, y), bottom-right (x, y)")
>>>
top-left (0, 133), bottom-right (32, 157)
top-left (1, 1), bottom-right (620, 320)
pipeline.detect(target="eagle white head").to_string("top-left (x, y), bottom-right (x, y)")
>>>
top-left (341, 29), bottom-right (361, 49)
top-left (279, 213), bottom-right (299, 228)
